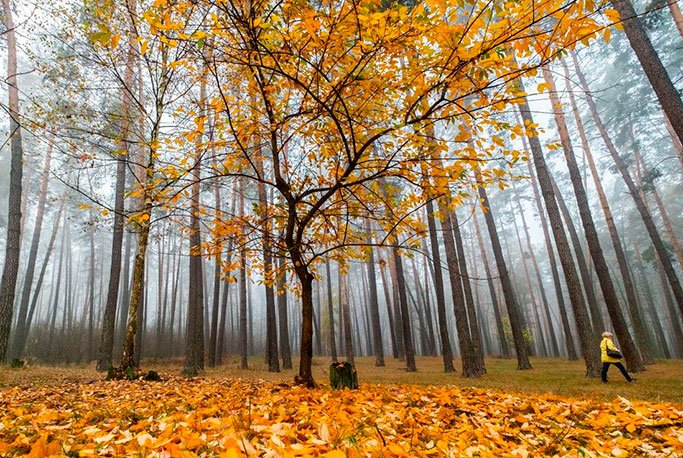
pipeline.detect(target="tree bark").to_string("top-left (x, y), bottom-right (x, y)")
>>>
top-left (512, 184), bottom-right (560, 356)
top-left (571, 51), bottom-right (683, 318)
top-left (11, 145), bottom-right (52, 360)
top-left (473, 213), bottom-right (510, 358)
top-left (476, 183), bottom-right (531, 370)
top-left (441, 206), bottom-right (485, 376)
top-left (365, 223), bottom-right (385, 366)
top-left (0, 0), bottom-right (26, 362)
top-left (277, 255), bottom-right (292, 368)
top-left (611, 0), bottom-right (683, 146)
top-left (426, 200), bottom-right (456, 370)
top-left (450, 211), bottom-right (485, 366)
top-left (542, 66), bottom-right (643, 372)
top-left (392, 247), bottom-right (417, 371)
top-left (517, 88), bottom-right (600, 377)
top-left (562, 59), bottom-right (655, 364)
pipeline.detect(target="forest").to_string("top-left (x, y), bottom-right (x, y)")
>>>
top-left (0, 0), bottom-right (682, 456)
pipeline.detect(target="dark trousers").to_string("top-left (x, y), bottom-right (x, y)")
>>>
top-left (601, 362), bottom-right (632, 382)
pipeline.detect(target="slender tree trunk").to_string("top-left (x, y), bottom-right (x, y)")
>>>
top-left (11, 145), bottom-right (52, 360)
top-left (426, 201), bottom-right (456, 370)
top-left (47, 211), bottom-right (67, 358)
top-left (571, 51), bottom-right (683, 317)
top-left (510, 200), bottom-right (548, 356)
top-left (562, 60), bottom-right (654, 364)
top-left (18, 203), bottom-right (64, 358)
top-left (325, 258), bottom-right (337, 362)
top-left (517, 89), bottom-right (600, 377)
top-left (340, 269), bottom-right (354, 365)
top-left (542, 66), bottom-right (643, 372)
top-left (387, 249), bottom-right (405, 358)
top-left (473, 213), bottom-right (510, 358)
top-left (277, 255), bottom-right (292, 368)
top-left (512, 185), bottom-right (560, 356)
top-left (523, 148), bottom-right (576, 359)
top-left (392, 247), bottom-right (416, 371)
top-left (611, 0), bottom-right (683, 145)
top-left (450, 211), bottom-right (485, 367)
top-left (0, 0), bottom-right (25, 362)
top-left (441, 206), bottom-right (485, 376)
top-left (476, 183), bottom-right (531, 370)
top-left (365, 223), bottom-right (385, 366)
top-left (550, 175), bottom-right (604, 332)
top-left (96, 0), bottom-right (135, 371)
top-left (378, 256), bottom-right (399, 359)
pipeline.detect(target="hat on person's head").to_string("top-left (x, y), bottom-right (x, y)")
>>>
top-left (602, 331), bottom-right (613, 338)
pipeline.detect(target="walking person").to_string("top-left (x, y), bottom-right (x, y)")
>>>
top-left (600, 331), bottom-right (635, 383)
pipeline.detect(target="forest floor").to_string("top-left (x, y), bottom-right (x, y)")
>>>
top-left (0, 357), bottom-right (681, 456)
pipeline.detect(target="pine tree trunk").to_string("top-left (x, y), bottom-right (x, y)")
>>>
top-left (426, 200), bottom-right (456, 371)
top-left (562, 59), bottom-right (655, 364)
top-left (441, 206), bottom-right (485, 376)
top-left (450, 211), bottom-right (485, 366)
top-left (365, 223), bottom-right (385, 366)
top-left (550, 175), bottom-right (605, 332)
top-left (0, 0), bottom-right (26, 362)
top-left (392, 247), bottom-right (417, 371)
top-left (476, 183), bottom-right (531, 370)
top-left (411, 256), bottom-right (436, 356)
top-left (611, 0), bottom-right (683, 145)
top-left (571, 51), bottom-right (683, 318)
top-left (542, 66), bottom-right (643, 372)
top-left (97, 0), bottom-right (135, 371)
top-left (11, 145), bottom-right (52, 360)
top-left (378, 256), bottom-right (399, 359)
top-left (517, 88), bottom-right (600, 376)
top-left (473, 213), bottom-right (510, 358)
top-left (510, 200), bottom-right (548, 356)
top-left (325, 259), bottom-right (337, 362)
top-left (523, 148), bottom-right (577, 359)
top-left (512, 185), bottom-right (560, 356)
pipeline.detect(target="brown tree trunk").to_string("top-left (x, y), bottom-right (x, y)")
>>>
top-left (668, 0), bottom-right (683, 38)
top-left (340, 269), bottom-right (354, 365)
top-left (325, 258), bottom-right (337, 362)
top-left (450, 211), bottom-right (485, 367)
top-left (426, 200), bottom-right (456, 371)
top-left (473, 213), bottom-right (510, 358)
top-left (523, 149), bottom-right (577, 359)
top-left (365, 223), bottom-right (385, 366)
top-left (611, 0), bottom-right (683, 145)
top-left (571, 51), bottom-right (683, 317)
top-left (97, 0), bottom-right (136, 372)
top-left (0, 0), bottom-right (26, 362)
top-left (512, 184), bottom-right (560, 356)
top-left (562, 59), bottom-right (655, 364)
top-left (378, 256), bottom-right (399, 359)
top-left (277, 255), bottom-right (292, 368)
top-left (441, 205), bottom-right (485, 376)
top-left (542, 66), bottom-right (643, 372)
top-left (509, 200), bottom-right (548, 356)
top-left (476, 183), bottom-right (531, 370)
top-left (11, 145), bottom-right (52, 360)
top-left (392, 247), bottom-right (417, 371)
top-left (550, 175), bottom-right (605, 332)
top-left (517, 89), bottom-right (600, 377)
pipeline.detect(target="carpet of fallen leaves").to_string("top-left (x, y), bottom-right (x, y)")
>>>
top-left (0, 377), bottom-right (681, 457)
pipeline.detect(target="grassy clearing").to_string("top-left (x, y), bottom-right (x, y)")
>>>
top-left (2, 356), bottom-right (682, 404)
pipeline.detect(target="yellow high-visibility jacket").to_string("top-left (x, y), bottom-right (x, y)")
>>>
top-left (600, 337), bottom-right (621, 363)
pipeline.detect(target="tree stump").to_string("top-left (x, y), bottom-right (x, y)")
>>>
top-left (329, 361), bottom-right (358, 389)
